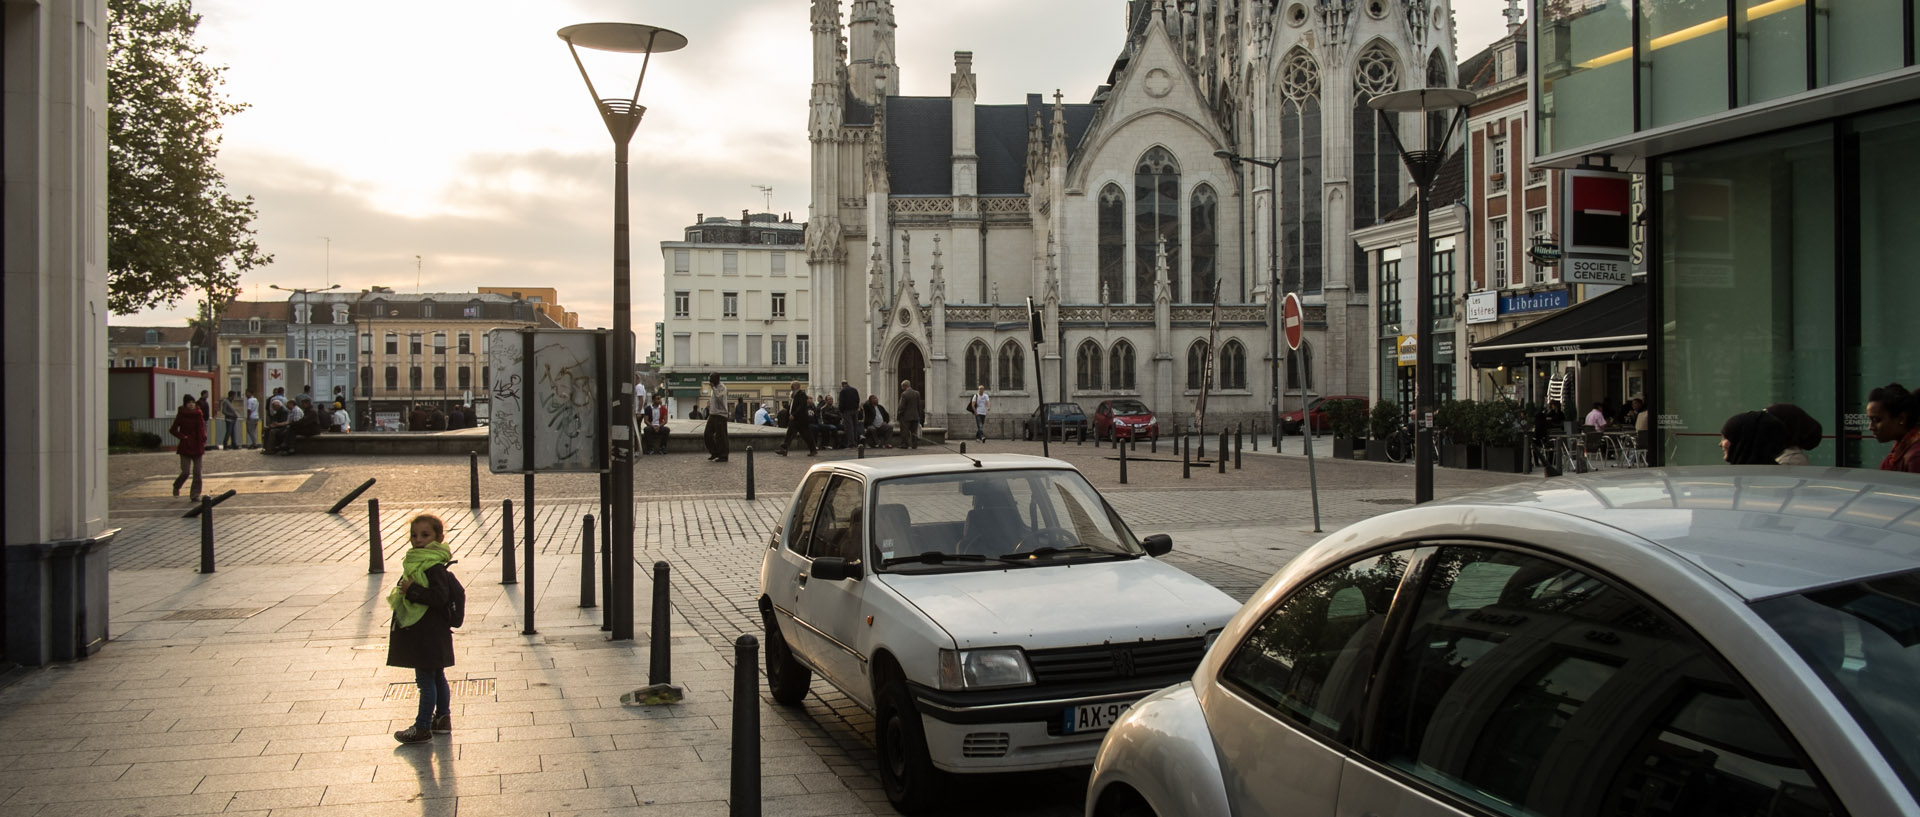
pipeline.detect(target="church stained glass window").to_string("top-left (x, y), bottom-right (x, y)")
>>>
top-left (1077, 340), bottom-right (1103, 391)
top-left (1280, 48), bottom-right (1322, 298)
top-left (965, 340), bottom-right (991, 390)
top-left (1099, 184), bottom-right (1126, 303)
top-left (1109, 341), bottom-right (1137, 392)
top-left (1190, 184), bottom-right (1218, 303)
top-left (1352, 42), bottom-right (1403, 299)
top-left (997, 341), bottom-right (1025, 391)
top-left (1135, 148), bottom-right (1180, 305)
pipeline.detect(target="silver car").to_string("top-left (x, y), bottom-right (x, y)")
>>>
top-left (1087, 467), bottom-right (1920, 817)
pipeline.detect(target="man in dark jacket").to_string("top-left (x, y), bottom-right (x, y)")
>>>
top-left (896, 379), bottom-right (923, 449)
top-left (837, 380), bottom-right (861, 449)
top-left (776, 380), bottom-right (816, 456)
top-left (861, 395), bottom-right (892, 448)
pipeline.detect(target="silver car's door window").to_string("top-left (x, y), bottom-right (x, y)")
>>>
top-left (807, 475), bottom-right (865, 565)
top-left (1366, 546), bottom-right (1845, 817)
top-left (785, 472), bottom-right (831, 556)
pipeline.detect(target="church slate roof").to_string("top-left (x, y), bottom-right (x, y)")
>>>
top-left (885, 95), bottom-right (1099, 196)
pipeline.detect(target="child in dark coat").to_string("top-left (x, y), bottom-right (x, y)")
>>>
top-left (388, 514), bottom-right (456, 743)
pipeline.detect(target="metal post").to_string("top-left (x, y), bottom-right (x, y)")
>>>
top-left (1119, 443), bottom-right (1128, 485)
top-left (857, 443), bottom-right (865, 459)
top-left (368, 498), bottom-right (384, 574)
top-left (523, 474), bottom-right (536, 634)
top-left (501, 499), bottom-right (517, 584)
top-left (745, 446), bottom-right (755, 501)
top-left (730, 634), bottom-right (762, 817)
top-left (602, 509), bottom-right (614, 631)
top-left (1183, 447), bottom-right (1191, 479)
top-left (1235, 427), bottom-right (1243, 470)
top-left (960, 441), bottom-right (966, 454)
top-left (469, 451), bottom-right (480, 509)
top-left (1218, 431), bottom-right (1228, 474)
top-left (1199, 426), bottom-right (1206, 459)
top-left (649, 561), bottom-right (671, 684)
top-left (581, 514), bottom-right (597, 608)
top-left (199, 497), bottom-right (214, 573)
top-left (1150, 434), bottom-right (1157, 454)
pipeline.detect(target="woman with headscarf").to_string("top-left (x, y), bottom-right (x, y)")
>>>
top-left (1762, 403), bottom-right (1822, 465)
top-left (1720, 410), bottom-right (1789, 465)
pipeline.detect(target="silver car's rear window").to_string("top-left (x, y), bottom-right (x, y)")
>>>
top-left (1756, 570), bottom-right (1920, 799)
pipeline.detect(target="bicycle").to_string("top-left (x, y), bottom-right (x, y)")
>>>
top-left (1383, 419), bottom-right (1443, 464)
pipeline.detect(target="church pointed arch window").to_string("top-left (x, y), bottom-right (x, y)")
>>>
top-left (1098, 184), bottom-right (1126, 303)
top-left (1352, 42), bottom-right (1403, 299)
top-left (1425, 49), bottom-right (1451, 159)
top-left (964, 340), bottom-right (992, 391)
top-left (997, 341), bottom-right (1025, 392)
top-left (1278, 48), bottom-right (1322, 299)
top-left (1186, 339), bottom-right (1211, 391)
top-left (1135, 147), bottom-right (1180, 305)
top-left (1109, 341), bottom-right (1137, 392)
top-left (1190, 184), bottom-right (1218, 303)
top-left (1220, 339), bottom-right (1247, 390)
top-left (1076, 340), bottom-right (1103, 391)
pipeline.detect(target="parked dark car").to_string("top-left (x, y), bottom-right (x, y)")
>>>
top-left (1092, 399), bottom-right (1159, 441)
top-left (1026, 402), bottom-right (1088, 441)
top-left (1279, 395), bottom-right (1367, 435)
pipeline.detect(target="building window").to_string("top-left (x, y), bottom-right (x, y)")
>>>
top-left (747, 334), bottom-right (762, 366)
top-left (796, 334), bottom-right (810, 365)
top-left (371, 300), bottom-right (388, 317)
top-left (1190, 183), bottom-right (1218, 303)
top-left (266, 346), bottom-right (277, 358)
top-left (997, 341), bottom-right (1025, 391)
top-left (1134, 147), bottom-right (1181, 305)
top-left (457, 333), bottom-right (470, 355)
top-left (1379, 252), bottom-right (1402, 326)
top-left (1432, 243), bottom-right (1457, 319)
top-left (229, 347), bottom-right (241, 364)
top-left (458, 366), bottom-right (471, 390)
top-left (686, 229), bottom-right (701, 242)
top-left (144, 356), bottom-right (158, 367)
top-left (965, 340), bottom-right (992, 390)
top-left (770, 292), bottom-right (786, 318)
top-left (333, 303), bottom-right (349, 324)
top-left (250, 347), bottom-right (261, 359)
top-left (1220, 340), bottom-right (1247, 389)
top-left (673, 333), bottom-right (691, 366)
top-left (164, 356), bottom-right (179, 368)
top-left (722, 292), bottom-right (739, 318)
top-left (248, 317), bottom-right (261, 333)
top-left (386, 366), bottom-right (398, 390)
top-left (433, 365), bottom-right (446, 391)
top-left (1098, 183), bottom-right (1126, 302)
top-left (409, 334), bottom-right (422, 355)
top-left (1489, 137), bottom-right (1507, 193)
top-left (1076, 340), bottom-right (1103, 391)
top-left (674, 249), bottom-right (690, 274)
top-left (1527, 166), bottom-right (1546, 186)
top-left (722, 334), bottom-right (740, 366)
top-left (674, 291), bottom-right (691, 318)
top-left (433, 332), bottom-right (446, 354)
top-left (465, 299), bottom-right (482, 318)
top-left (771, 253), bottom-right (787, 276)
top-left (1490, 216), bottom-right (1509, 288)
top-left (1288, 339), bottom-right (1316, 389)
top-left (409, 366), bottom-right (422, 391)
top-left (294, 303), bottom-right (310, 325)
top-left (1186, 340), bottom-right (1211, 390)
top-left (1109, 341), bottom-right (1137, 391)
top-left (772, 335), bottom-right (787, 366)
top-left (762, 233), bottom-right (778, 245)
top-left (385, 333), bottom-right (398, 355)
top-left (723, 251), bottom-right (739, 276)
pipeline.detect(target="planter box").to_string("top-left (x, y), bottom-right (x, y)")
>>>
top-left (1333, 437), bottom-right (1362, 460)
top-left (1444, 443), bottom-right (1483, 470)
top-left (1366, 440), bottom-right (1390, 462)
top-left (1483, 444), bottom-right (1528, 474)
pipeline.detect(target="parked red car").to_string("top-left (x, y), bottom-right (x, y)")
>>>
top-left (1280, 395), bottom-right (1368, 435)
top-left (1092, 398), bottom-right (1160, 441)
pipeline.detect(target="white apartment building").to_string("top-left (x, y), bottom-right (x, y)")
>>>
top-left (657, 212), bottom-right (811, 411)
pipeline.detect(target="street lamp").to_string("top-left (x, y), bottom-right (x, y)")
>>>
top-left (1211, 151), bottom-right (1281, 448)
top-left (559, 21), bottom-right (685, 642)
top-left (1368, 87), bottom-right (1473, 505)
top-left (271, 283), bottom-right (341, 402)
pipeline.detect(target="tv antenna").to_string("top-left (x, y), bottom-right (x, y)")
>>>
top-left (751, 184), bottom-right (773, 211)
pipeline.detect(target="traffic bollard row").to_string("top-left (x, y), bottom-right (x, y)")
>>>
top-left (580, 514), bottom-right (597, 608)
top-left (731, 634), bottom-right (762, 817)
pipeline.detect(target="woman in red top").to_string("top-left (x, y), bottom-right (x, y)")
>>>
top-left (168, 394), bottom-right (209, 500)
top-left (1867, 383), bottom-right (1920, 472)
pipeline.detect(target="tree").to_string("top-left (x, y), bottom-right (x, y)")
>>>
top-left (107, 0), bottom-right (270, 314)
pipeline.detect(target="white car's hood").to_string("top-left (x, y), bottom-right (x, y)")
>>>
top-left (884, 557), bottom-right (1240, 650)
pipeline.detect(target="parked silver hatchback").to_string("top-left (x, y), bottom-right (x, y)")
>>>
top-left (1087, 467), bottom-right (1920, 817)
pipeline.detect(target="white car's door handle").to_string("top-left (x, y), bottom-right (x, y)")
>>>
top-left (795, 572), bottom-right (808, 587)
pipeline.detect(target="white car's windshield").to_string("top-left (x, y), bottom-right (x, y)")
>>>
top-left (870, 468), bottom-right (1141, 571)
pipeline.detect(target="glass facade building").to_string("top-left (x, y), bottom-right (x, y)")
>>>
top-left (1534, 0), bottom-right (1920, 466)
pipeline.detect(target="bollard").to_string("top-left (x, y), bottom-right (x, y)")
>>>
top-left (959, 441), bottom-right (966, 455)
top-left (1199, 427), bottom-right (1207, 459)
top-left (182, 489), bottom-right (238, 518)
top-left (199, 497), bottom-right (215, 573)
top-left (580, 514), bottom-right (596, 608)
top-left (368, 499), bottom-right (385, 574)
top-left (731, 634), bottom-right (762, 817)
top-left (1219, 430), bottom-right (1229, 474)
top-left (650, 562), bottom-right (672, 685)
top-left (601, 517), bottom-right (613, 631)
top-left (501, 499), bottom-right (518, 585)
top-left (1119, 443), bottom-right (1128, 485)
top-left (1183, 447), bottom-right (1191, 479)
top-left (745, 447), bottom-right (756, 501)
top-left (1151, 434), bottom-right (1157, 454)
top-left (857, 443), bottom-right (864, 459)
top-left (469, 452), bottom-right (480, 509)
top-left (1078, 424), bottom-right (1086, 444)
top-left (328, 478), bottom-right (378, 515)
top-left (1235, 428), bottom-right (1243, 470)
top-left (1253, 424), bottom-right (1259, 451)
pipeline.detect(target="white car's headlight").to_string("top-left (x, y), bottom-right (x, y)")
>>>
top-left (937, 648), bottom-right (1035, 690)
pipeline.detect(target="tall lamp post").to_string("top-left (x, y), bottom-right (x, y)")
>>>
top-left (560, 22), bottom-right (685, 642)
top-left (1368, 87), bottom-right (1473, 504)
top-left (271, 283), bottom-right (341, 400)
top-left (1211, 151), bottom-right (1281, 449)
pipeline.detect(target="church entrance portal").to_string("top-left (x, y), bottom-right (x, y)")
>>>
top-left (895, 344), bottom-right (925, 404)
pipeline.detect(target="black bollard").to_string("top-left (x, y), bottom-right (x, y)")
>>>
top-left (960, 441), bottom-right (966, 455)
top-left (1183, 447), bottom-right (1191, 479)
top-left (501, 499), bottom-right (517, 585)
top-left (1199, 427), bottom-right (1207, 459)
top-left (580, 514), bottom-right (596, 608)
top-left (857, 443), bottom-right (864, 459)
top-left (601, 518), bottom-right (613, 631)
top-left (1253, 424), bottom-right (1259, 451)
top-left (745, 447), bottom-right (755, 501)
top-left (1119, 443), bottom-right (1129, 485)
top-left (1078, 424), bottom-right (1086, 444)
top-left (469, 451), bottom-right (480, 509)
top-left (1151, 433), bottom-right (1157, 454)
top-left (368, 498), bottom-right (384, 574)
top-left (731, 634), bottom-right (762, 817)
top-left (327, 478), bottom-right (378, 515)
top-left (1219, 430), bottom-right (1229, 474)
top-left (199, 496), bottom-right (215, 573)
top-left (1235, 428), bottom-right (1243, 470)
top-left (650, 561), bottom-right (672, 685)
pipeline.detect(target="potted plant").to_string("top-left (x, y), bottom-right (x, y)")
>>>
top-left (1327, 398), bottom-right (1367, 460)
top-left (1481, 398), bottom-right (1531, 473)
top-left (1434, 399), bottom-right (1483, 469)
top-left (1366, 399), bottom-right (1401, 462)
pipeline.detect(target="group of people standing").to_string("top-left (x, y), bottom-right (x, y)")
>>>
top-left (777, 378), bottom-right (924, 456)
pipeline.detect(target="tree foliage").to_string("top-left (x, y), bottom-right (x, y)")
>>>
top-left (107, 0), bottom-right (270, 314)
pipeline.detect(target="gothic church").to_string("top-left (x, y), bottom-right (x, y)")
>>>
top-left (806, 0), bottom-right (1457, 431)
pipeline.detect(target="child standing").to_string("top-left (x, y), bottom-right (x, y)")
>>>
top-left (388, 514), bottom-right (456, 744)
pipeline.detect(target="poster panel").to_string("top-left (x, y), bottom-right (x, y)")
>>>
top-left (488, 329), bottom-right (608, 474)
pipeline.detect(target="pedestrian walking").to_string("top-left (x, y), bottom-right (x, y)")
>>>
top-left (220, 390), bottom-right (241, 450)
top-left (776, 380), bottom-right (816, 456)
top-left (1867, 383), bottom-right (1920, 472)
top-left (1763, 403), bottom-right (1821, 466)
top-left (897, 379), bottom-right (924, 449)
top-left (838, 380), bottom-right (862, 449)
top-left (244, 389), bottom-right (261, 448)
top-left (167, 395), bottom-right (207, 500)
top-left (704, 372), bottom-right (730, 462)
top-left (1719, 410), bottom-right (1788, 465)
top-left (969, 384), bottom-right (990, 442)
top-left (387, 513), bottom-right (457, 744)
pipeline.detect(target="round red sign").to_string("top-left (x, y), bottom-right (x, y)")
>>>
top-left (1281, 292), bottom-right (1304, 351)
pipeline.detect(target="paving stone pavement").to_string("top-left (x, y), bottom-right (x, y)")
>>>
top-left (8, 444), bottom-right (1539, 815)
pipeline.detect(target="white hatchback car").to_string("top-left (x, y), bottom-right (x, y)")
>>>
top-left (757, 454), bottom-right (1241, 813)
top-left (1086, 467), bottom-right (1920, 817)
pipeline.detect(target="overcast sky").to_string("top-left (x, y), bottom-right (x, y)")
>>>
top-left (114, 0), bottom-right (1512, 330)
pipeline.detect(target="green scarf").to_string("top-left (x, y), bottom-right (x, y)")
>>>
top-left (388, 543), bottom-right (451, 628)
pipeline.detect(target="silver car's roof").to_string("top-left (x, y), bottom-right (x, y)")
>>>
top-left (802, 452), bottom-right (1074, 481)
top-left (1431, 466), bottom-right (1920, 600)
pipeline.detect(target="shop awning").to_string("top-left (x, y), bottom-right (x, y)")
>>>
top-left (1469, 284), bottom-right (1647, 368)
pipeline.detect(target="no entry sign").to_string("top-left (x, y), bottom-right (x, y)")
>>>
top-left (1282, 292), bottom-right (1303, 351)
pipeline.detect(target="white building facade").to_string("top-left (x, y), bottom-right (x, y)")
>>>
top-left (657, 213), bottom-right (811, 409)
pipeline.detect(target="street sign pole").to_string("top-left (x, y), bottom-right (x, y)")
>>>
top-left (1283, 293), bottom-right (1321, 531)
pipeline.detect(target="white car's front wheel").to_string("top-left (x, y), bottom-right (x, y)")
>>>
top-left (763, 614), bottom-right (811, 706)
top-left (876, 679), bottom-right (943, 813)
